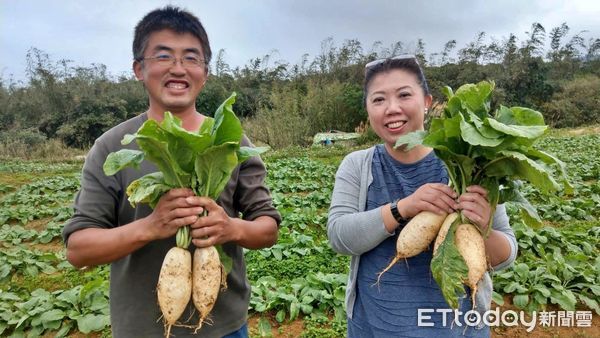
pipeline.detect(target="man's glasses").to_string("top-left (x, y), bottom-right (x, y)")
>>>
top-left (364, 54), bottom-right (418, 70)
top-left (140, 54), bottom-right (207, 68)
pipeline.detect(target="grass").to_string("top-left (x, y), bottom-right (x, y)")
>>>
top-left (545, 124), bottom-right (600, 137)
top-left (0, 173), bottom-right (40, 189)
top-left (1, 268), bottom-right (97, 293)
top-left (0, 139), bottom-right (87, 162)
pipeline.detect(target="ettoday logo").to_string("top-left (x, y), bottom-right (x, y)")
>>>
top-left (418, 308), bottom-right (593, 332)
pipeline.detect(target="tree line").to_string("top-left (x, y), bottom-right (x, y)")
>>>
top-left (1, 22), bottom-right (599, 150)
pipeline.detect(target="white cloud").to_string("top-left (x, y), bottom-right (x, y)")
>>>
top-left (1, 0), bottom-right (599, 82)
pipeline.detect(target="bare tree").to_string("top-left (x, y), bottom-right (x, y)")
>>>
top-left (503, 34), bottom-right (518, 66)
top-left (522, 22), bottom-right (546, 58)
top-left (586, 38), bottom-right (600, 59)
top-left (440, 39), bottom-right (457, 65)
top-left (214, 49), bottom-right (230, 77)
top-left (548, 23), bottom-right (569, 61)
top-left (416, 39), bottom-right (427, 65)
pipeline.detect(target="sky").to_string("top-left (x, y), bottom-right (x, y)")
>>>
top-left (2, 0), bottom-right (600, 83)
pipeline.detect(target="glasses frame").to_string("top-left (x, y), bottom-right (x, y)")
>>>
top-left (138, 55), bottom-right (208, 69)
top-left (364, 54), bottom-right (419, 70)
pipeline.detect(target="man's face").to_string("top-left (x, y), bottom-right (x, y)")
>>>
top-left (134, 29), bottom-right (208, 114)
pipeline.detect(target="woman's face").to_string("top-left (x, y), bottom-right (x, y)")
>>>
top-left (365, 69), bottom-right (432, 148)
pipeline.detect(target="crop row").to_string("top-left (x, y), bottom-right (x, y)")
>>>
top-left (0, 133), bottom-right (598, 336)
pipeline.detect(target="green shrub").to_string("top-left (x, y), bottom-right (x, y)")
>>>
top-left (0, 129), bottom-right (47, 147)
top-left (542, 75), bottom-right (600, 127)
top-left (243, 80), bottom-right (366, 149)
top-left (243, 85), bottom-right (310, 149)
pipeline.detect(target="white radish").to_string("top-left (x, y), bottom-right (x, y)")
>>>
top-left (378, 211), bottom-right (448, 282)
top-left (433, 212), bottom-right (459, 256)
top-left (157, 247), bottom-right (192, 337)
top-left (192, 246), bottom-right (222, 332)
top-left (455, 223), bottom-right (487, 306)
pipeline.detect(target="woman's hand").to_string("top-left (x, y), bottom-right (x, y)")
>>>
top-left (188, 196), bottom-right (240, 248)
top-left (398, 183), bottom-right (458, 218)
top-left (457, 185), bottom-right (491, 232)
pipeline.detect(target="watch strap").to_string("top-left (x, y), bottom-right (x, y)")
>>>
top-left (390, 198), bottom-right (404, 223)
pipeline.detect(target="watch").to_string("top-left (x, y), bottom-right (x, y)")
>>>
top-left (390, 198), bottom-right (404, 223)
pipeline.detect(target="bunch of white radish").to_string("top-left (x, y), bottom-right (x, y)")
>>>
top-left (104, 93), bottom-right (267, 336)
top-left (379, 81), bottom-right (571, 309)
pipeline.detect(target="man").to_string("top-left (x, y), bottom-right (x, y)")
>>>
top-left (63, 6), bottom-right (280, 337)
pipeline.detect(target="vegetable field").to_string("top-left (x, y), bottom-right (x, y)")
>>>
top-left (0, 129), bottom-right (599, 337)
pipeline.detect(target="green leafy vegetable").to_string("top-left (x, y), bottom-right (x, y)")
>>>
top-left (102, 149), bottom-right (144, 176)
top-left (430, 219), bottom-right (469, 308)
top-left (125, 172), bottom-right (171, 209)
top-left (103, 92), bottom-right (268, 272)
top-left (396, 80), bottom-right (572, 308)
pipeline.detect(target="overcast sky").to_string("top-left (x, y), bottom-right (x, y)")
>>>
top-left (2, 0), bottom-right (600, 83)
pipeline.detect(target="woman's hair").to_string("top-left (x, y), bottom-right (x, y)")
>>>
top-left (133, 6), bottom-right (212, 65)
top-left (363, 56), bottom-right (430, 106)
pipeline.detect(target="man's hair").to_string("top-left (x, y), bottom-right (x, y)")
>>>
top-left (363, 57), bottom-right (430, 106)
top-left (133, 6), bottom-right (212, 64)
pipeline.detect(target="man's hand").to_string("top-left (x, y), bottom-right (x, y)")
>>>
top-left (145, 188), bottom-right (204, 242)
top-left (66, 188), bottom-right (204, 268)
top-left (188, 196), bottom-right (240, 248)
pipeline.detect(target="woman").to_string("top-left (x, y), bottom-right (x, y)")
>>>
top-left (327, 55), bottom-right (517, 337)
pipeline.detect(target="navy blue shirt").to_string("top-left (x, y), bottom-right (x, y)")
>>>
top-left (348, 145), bottom-right (489, 337)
